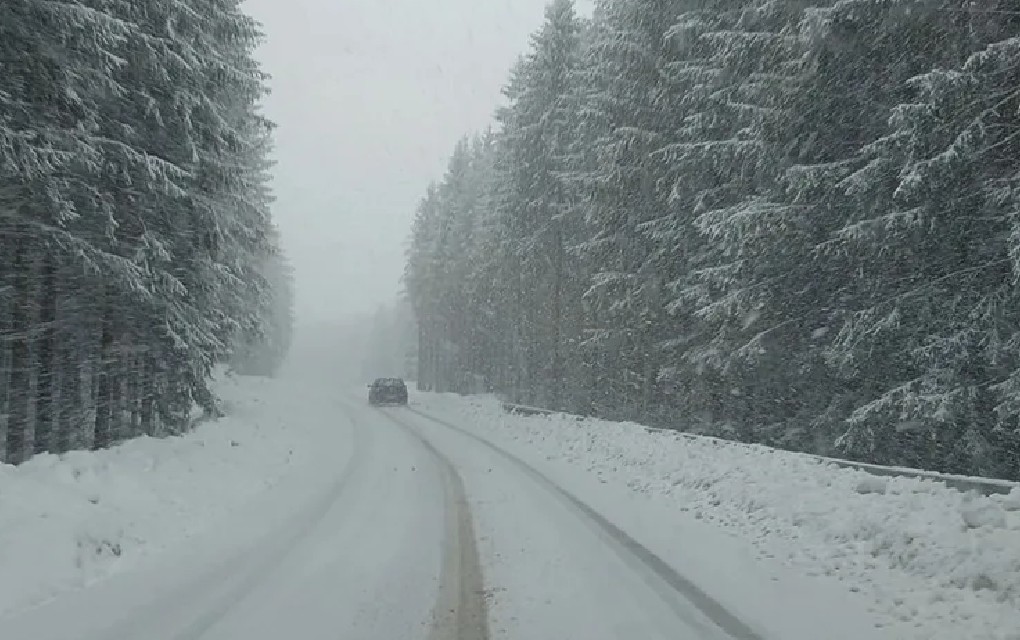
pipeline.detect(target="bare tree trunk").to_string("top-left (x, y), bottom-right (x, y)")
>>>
top-left (416, 322), bottom-right (428, 391)
top-left (428, 316), bottom-right (439, 392)
top-left (6, 234), bottom-right (34, 463)
top-left (115, 348), bottom-right (131, 439)
top-left (57, 345), bottom-right (80, 453)
top-left (550, 221), bottom-right (564, 410)
top-left (93, 291), bottom-right (114, 450)
top-left (0, 238), bottom-right (12, 459)
top-left (116, 349), bottom-right (132, 441)
top-left (129, 351), bottom-right (142, 436)
top-left (140, 355), bottom-right (156, 436)
top-left (115, 353), bottom-right (127, 440)
top-left (34, 252), bottom-right (57, 454)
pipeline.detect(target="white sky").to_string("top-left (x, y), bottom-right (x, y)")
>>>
top-left (244, 0), bottom-right (593, 327)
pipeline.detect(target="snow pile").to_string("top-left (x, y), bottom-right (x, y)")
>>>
top-left (855, 475), bottom-right (888, 495)
top-left (0, 375), bottom-right (311, 617)
top-left (420, 393), bottom-right (1020, 640)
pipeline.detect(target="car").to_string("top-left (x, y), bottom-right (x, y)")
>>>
top-left (368, 377), bottom-right (408, 405)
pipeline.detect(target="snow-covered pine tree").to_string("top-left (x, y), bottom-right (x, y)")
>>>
top-left (456, 133), bottom-right (504, 392)
top-left (491, 0), bottom-right (583, 408)
top-left (827, 3), bottom-right (1020, 477)
top-left (429, 138), bottom-right (474, 392)
top-left (549, 16), bottom-right (606, 416)
top-left (0, 0), bottom-right (147, 461)
top-left (98, 0), bottom-right (276, 431)
top-left (564, 0), bottom-right (678, 420)
top-left (405, 132), bottom-right (511, 395)
top-left (440, 136), bottom-right (502, 392)
top-left (1, 0), bottom-right (282, 462)
top-left (405, 182), bottom-right (444, 391)
top-left (653, 0), bottom-right (833, 446)
top-left (401, 0), bottom-right (1020, 479)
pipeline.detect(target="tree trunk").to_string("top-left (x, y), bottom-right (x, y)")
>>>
top-left (115, 352), bottom-right (128, 440)
top-left (129, 352), bottom-right (143, 436)
top-left (93, 292), bottom-right (114, 450)
top-left (140, 355), bottom-right (156, 436)
top-left (57, 346), bottom-right (81, 453)
top-left (416, 322), bottom-right (428, 391)
top-left (6, 234), bottom-right (34, 464)
top-left (34, 252), bottom-right (58, 454)
top-left (550, 221), bottom-right (564, 410)
top-left (0, 235), bottom-right (11, 459)
top-left (428, 316), bottom-right (440, 392)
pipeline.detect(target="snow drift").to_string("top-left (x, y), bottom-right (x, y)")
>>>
top-left (0, 375), bottom-right (315, 617)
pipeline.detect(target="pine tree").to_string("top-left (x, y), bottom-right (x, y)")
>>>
top-left (402, 0), bottom-right (1020, 480)
top-left (1, 0), bottom-right (284, 462)
top-left (654, 0), bottom-right (834, 446)
top-left (1, 0), bottom-right (138, 461)
top-left (405, 183), bottom-right (444, 391)
top-left (826, 3), bottom-right (1020, 476)
top-left (492, 0), bottom-right (584, 408)
top-left (566, 0), bottom-right (678, 419)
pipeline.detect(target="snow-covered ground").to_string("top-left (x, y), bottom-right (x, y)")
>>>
top-left (0, 374), bottom-right (350, 619)
top-left (0, 373), bottom-right (454, 640)
top-left (4, 371), bottom-right (1018, 639)
top-left (399, 405), bottom-right (884, 640)
top-left (416, 392), bottom-right (1020, 640)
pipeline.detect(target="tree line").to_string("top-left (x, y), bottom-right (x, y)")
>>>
top-left (1, 0), bottom-right (292, 464)
top-left (404, 0), bottom-right (1020, 480)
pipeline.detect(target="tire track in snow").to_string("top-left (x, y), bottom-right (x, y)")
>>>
top-left (96, 410), bottom-right (368, 640)
top-left (377, 409), bottom-right (490, 640)
top-left (405, 406), bottom-right (767, 640)
top-left (168, 409), bottom-right (368, 640)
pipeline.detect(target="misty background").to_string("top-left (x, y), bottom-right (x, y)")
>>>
top-left (245, 0), bottom-right (593, 338)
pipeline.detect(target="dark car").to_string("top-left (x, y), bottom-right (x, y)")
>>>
top-left (368, 378), bottom-right (408, 405)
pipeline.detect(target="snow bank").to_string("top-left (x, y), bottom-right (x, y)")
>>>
top-left (418, 393), bottom-right (1020, 640)
top-left (0, 375), bottom-right (311, 617)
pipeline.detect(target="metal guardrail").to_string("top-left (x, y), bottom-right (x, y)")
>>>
top-left (500, 402), bottom-right (557, 417)
top-left (812, 456), bottom-right (1019, 496)
top-left (500, 402), bottom-right (1020, 497)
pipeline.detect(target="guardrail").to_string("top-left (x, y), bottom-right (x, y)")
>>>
top-left (500, 402), bottom-right (558, 417)
top-left (500, 402), bottom-right (1020, 497)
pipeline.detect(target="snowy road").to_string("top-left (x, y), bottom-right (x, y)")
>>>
top-left (3, 384), bottom-right (795, 640)
top-left (390, 406), bottom-right (766, 640)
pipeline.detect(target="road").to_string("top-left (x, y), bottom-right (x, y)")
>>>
top-left (3, 389), bottom-right (768, 640)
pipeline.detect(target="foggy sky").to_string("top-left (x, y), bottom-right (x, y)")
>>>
top-left (244, 0), bottom-right (593, 328)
